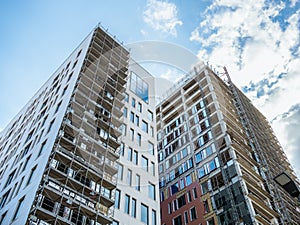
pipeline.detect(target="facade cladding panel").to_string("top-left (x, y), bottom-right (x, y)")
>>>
top-left (0, 24), bottom-right (299, 225)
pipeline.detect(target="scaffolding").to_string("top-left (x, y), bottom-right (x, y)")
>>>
top-left (222, 66), bottom-right (299, 224)
top-left (27, 27), bottom-right (129, 225)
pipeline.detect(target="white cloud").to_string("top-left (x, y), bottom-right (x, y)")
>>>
top-left (143, 0), bottom-right (183, 36)
top-left (190, 0), bottom-right (300, 178)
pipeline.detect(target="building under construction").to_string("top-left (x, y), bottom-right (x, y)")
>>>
top-left (157, 63), bottom-right (300, 225)
top-left (0, 24), bottom-right (161, 225)
top-left (0, 24), bottom-right (299, 225)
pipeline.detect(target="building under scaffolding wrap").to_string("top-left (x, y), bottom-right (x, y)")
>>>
top-left (157, 64), bottom-right (300, 225)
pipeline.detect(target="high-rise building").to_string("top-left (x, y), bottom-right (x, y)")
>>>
top-left (0, 24), bottom-right (299, 225)
top-left (0, 25), bottom-right (160, 225)
top-left (157, 64), bottom-right (300, 225)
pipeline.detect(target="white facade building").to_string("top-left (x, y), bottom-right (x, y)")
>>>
top-left (0, 25), bottom-right (160, 225)
top-left (113, 60), bottom-right (160, 225)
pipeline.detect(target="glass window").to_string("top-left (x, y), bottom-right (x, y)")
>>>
top-left (131, 198), bottom-right (137, 218)
top-left (148, 142), bottom-right (154, 155)
top-left (137, 133), bottom-right (141, 146)
top-left (198, 167), bottom-right (205, 178)
top-left (141, 204), bottom-right (149, 224)
top-left (180, 179), bottom-right (185, 189)
top-left (121, 124), bottom-right (126, 136)
top-left (201, 182), bottom-right (209, 195)
top-left (150, 126), bottom-right (154, 137)
top-left (195, 150), bottom-right (205, 164)
top-left (151, 162), bottom-right (155, 176)
top-left (186, 174), bottom-right (192, 186)
top-left (142, 156), bottom-right (148, 171)
top-left (112, 221), bottom-right (119, 225)
top-left (135, 115), bottom-right (140, 126)
top-left (193, 188), bottom-right (198, 199)
top-left (187, 191), bottom-right (192, 202)
top-left (148, 110), bottom-right (153, 121)
top-left (130, 129), bottom-right (134, 141)
top-left (136, 174), bottom-right (140, 191)
top-left (171, 183), bottom-right (179, 195)
top-left (152, 210), bottom-right (157, 225)
top-left (119, 143), bottom-right (125, 156)
top-left (124, 195), bottom-right (130, 214)
top-left (127, 170), bottom-right (132, 186)
top-left (117, 164), bottom-right (123, 180)
top-left (204, 200), bottom-right (210, 213)
top-left (130, 72), bottom-right (149, 103)
top-left (142, 120), bottom-right (148, 133)
top-left (173, 215), bottom-right (182, 225)
top-left (177, 195), bottom-right (186, 208)
top-left (115, 189), bottom-right (120, 209)
top-left (138, 102), bottom-right (142, 112)
top-left (209, 160), bottom-right (217, 172)
top-left (130, 112), bottom-right (134, 123)
top-left (124, 93), bottom-right (129, 102)
top-left (184, 211), bottom-right (189, 224)
top-left (132, 98), bottom-right (136, 107)
top-left (148, 183), bottom-right (156, 200)
top-left (123, 107), bottom-right (128, 118)
top-left (206, 146), bottom-right (212, 156)
top-left (190, 207), bottom-right (197, 220)
top-left (128, 148), bottom-right (133, 161)
top-left (133, 150), bottom-right (138, 165)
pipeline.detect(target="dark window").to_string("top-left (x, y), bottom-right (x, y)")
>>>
top-left (173, 215), bottom-right (182, 225)
top-left (184, 211), bottom-right (189, 224)
top-left (190, 207), bottom-right (197, 220)
top-left (177, 195), bottom-right (186, 208)
top-left (193, 188), bottom-right (198, 199)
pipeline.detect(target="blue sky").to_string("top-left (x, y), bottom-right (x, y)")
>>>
top-left (1, 0), bottom-right (300, 177)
